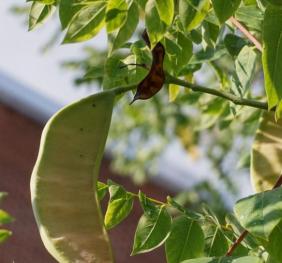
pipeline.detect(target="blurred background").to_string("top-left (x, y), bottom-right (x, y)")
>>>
top-left (0, 1), bottom-right (258, 262)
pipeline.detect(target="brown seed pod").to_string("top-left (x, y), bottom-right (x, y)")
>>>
top-left (130, 30), bottom-right (166, 104)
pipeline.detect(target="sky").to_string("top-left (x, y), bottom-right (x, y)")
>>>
top-left (0, 1), bottom-right (105, 104)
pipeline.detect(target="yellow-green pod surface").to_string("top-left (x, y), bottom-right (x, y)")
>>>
top-left (31, 91), bottom-right (115, 263)
top-left (251, 111), bottom-right (282, 192)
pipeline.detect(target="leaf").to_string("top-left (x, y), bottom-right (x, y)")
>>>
top-left (189, 46), bottom-right (227, 64)
top-left (165, 216), bottom-right (204, 263)
top-left (106, 0), bottom-right (128, 33)
top-left (29, 2), bottom-right (54, 31)
top-left (235, 46), bottom-right (257, 95)
top-left (59, 0), bottom-right (83, 29)
top-left (145, 0), bottom-right (167, 47)
top-left (212, 0), bottom-right (241, 23)
top-left (0, 229), bottom-right (12, 244)
top-left (111, 1), bottom-right (139, 51)
top-left (63, 2), bottom-right (106, 43)
top-left (179, 0), bottom-right (210, 31)
top-left (30, 90), bottom-right (117, 262)
top-left (265, 0), bottom-right (282, 6)
top-left (262, 5), bottom-right (282, 113)
top-left (169, 84), bottom-right (180, 102)
top-left (224, 34), bottom-right (247, 57)
top-left (265, 220), bottom-right (282, 263)
top-left (104, 182), bottom-right (134, 229)
top-left (181, 256), bottom-right (263, 263)
top-left (156, 0), bottom-right (174, 26)
top-left (251, 112), bottom-right (282, 192)
top-left (235, 5), bottom-right (263, 32)
top-left (0, 192), bottom-right (8, 203)
top-left (203, 224), bottom-right (228, 257)
top-left (0, 210), bottom-right (14, 225)
top-left (131, 193), bottom-right (172, 255)
top-left (97, 181), bottom-right (108, 201)
top-left (234, 187), bottom-right (282, 240)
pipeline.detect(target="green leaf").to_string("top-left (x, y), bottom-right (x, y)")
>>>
top-left (265, 0), bottom-right (282, 6)
top-left (0, 192), bottom-right (8, 203)
top-left (212, 0), bottom-right (241, 23)
top-left (104, 182), bottom-right (134, 229)
top-left (111, 1), bottom-right (139, 51)
top-left (243, 0), bottom-right (257, 5)
top-left (235, 46), bottom-right (257, 94)
top-left (181, 256), bottom-right (263, 263)
top-left (179, 0), bottom-right (210, 31)
top-left (235, 5), bottom-right (263, 32)
top-left (165, 216), bottom-right (204, 263)
top-left (30, 90), bottom-right (117, 262)
top-left (251, 112), bottom-right (282, 192)
top-left (156, 0), bottom-right (174, 26)
top-left (63, 2), bottom-right (106, 43)
top-left (0, 229), bottom-right (12, 244)
top-left (97, 181), bottom-right (108, 201)
top-left (0, 210), bottom-right (14, 225)
top-left (106, 0), bottom-right (128, 33)
top-left (145, 0), bottom-right (167, 47)
top-left (203, 225), bottom-right (228, 257)
top-left (262, 5), bottom-right (282, 112)
top-left (265, 220), bottom-right (282, 263)
top-left (169, 84), bottom-right (180, 102)
top-left (131, 193), bottom-right (172, 255)
top-left (59, 0), bottom-right (83, 29)
top-left (29, 2), bottom-right (54, 31)
top-left (189, 46), bottom-right (227, 64)
top-left (224, 34), bottom-right (247, 57)
top-left (234, 187), bottom-right (282, 240)
top-left (29, 0), bottom-right (55, 4)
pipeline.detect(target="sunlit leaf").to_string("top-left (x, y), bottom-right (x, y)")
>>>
top-left (156, 0), bottom-right (174, 26)
top-left (212, 0), bottom-right (241, 23)
top-left (104, 181), bottom-right (134, 229)
top-left (97, 181), bottom-right (108, 201)
top-left (234, 187), bottom-right (282, 240)
top-left (251, 112), bottom-right (282, 192)
top-left (29, 2), bottom-right (54, 31)
top-left (0, 230), bottom-right (12, 244)
top-left (106, 0), bottom-right (128, 33)
top-left (63, 2), bottom-right (106, 43)
top-left (181, 256), bottom-right (263, 263)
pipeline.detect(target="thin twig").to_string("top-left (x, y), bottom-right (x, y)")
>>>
top-left (166, 74), bottom-right (270, 111)
top-left (229, 16), bottom-right (263, 52)
top-left (226, 173), bottom-right (282, 256)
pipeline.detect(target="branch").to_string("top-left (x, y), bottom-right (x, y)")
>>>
top-left (166, 74), bottom-right (269, 111)
top-left (226, 173), bottom-right (282, 256)
top-left (229, 17), bottom-right (263, 52)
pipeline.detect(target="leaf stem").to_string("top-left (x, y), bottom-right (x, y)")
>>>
top-left (226, 173), bottom-right (282, 256)
top-left (166, 74), bottom-right (269, 111)
top-left (229, 16), bottom-right (263, 52)
top-left (130, 193), bottom-right (166, 206)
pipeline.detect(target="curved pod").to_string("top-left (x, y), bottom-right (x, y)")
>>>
top-left (31, 91), bottom-right (115, 263)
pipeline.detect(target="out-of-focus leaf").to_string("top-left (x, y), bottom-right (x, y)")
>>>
top-left (189, 46), bottom-right (227, 64)
top-left (63, 2), bottom-right (106, 43)
top-left (165, 216), bottom-right (204, 263)
top-left (104, 181), bottom-right (133, 229)
top-left (179, 0), bottom-right (210, 31)
top-left (234, 187), bottom-right (282, 240)
top-left (251, 112), bottom-right (282, 192)
top-left (0, 192), bottom-right (7, 204)
top-left (106, 0), bottom-right (128, 33)
top-left (111, 1), bottom-right (139, 51)
top-left (181, 256), bottom-right (263, 263)
top-left (265, 220), bottom-right (282, 263)
top-left (0, 210), bottom-right (14, 225)
top-left (265, 0), bottom-right (282, 6)
top-left (212, 0), bottom-right (241, 23)
top-left (262, 5), bottom-right (282, 115)
top-left (156, 0), bottom-right (174, 26)
top-left (169, 84), bottom-right (180, 102)
top-left (131, 192), bottom-right (172, 255)
top-left (0, 230), bottom-right (12, 244)
top-left (145, 0), bottom-right (167, 47)
top-left (235, 46), bottom-right (257, 95)
top-left (29, 2), bottom-right (54, 31)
